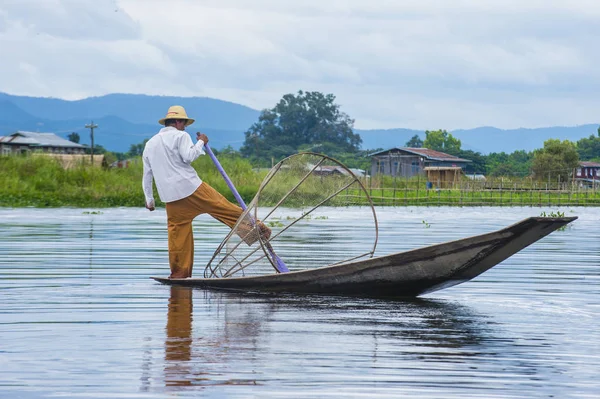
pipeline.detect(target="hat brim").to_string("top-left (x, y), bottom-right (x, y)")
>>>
top-left (158, 117), bottom-right (195, 126)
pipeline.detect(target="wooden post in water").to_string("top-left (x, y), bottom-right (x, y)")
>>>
top-left (510, 182), bottom-right (513, 206)
top-left (416, 173), bottom-right (421, 203)
top-left (393, 175), bottom-right (396, 206)
top-left (530, 180), bottom-right (533, 206)
top-left (557, 177), bottom-right (561, 207)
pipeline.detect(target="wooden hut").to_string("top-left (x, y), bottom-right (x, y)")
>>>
top-left (424, 166), bottom-right (463, 188)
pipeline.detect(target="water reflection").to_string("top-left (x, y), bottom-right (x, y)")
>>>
top-left (158, 288), bottom-right (569, 395)
top-left (165, 287), bottom-right (194, 387)
top-left (161, 289), bottom-right (493, 389)
top-left (268, 294), bottom-right (495, 350)
top-left (164, 287), bottom-right (268, 389)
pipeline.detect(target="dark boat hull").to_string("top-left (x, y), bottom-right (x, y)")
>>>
top-left (152, 217), bottom-right (576, 298)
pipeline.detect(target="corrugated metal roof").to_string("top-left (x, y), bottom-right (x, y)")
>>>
top-left (369, 147), bottom-right (471, 163)
top-left (401, 147), bottom-right (459, 159)
top-left (0, 131), bottom-right (85, 148)
top-left (0, 135), bottom-right (38, 145)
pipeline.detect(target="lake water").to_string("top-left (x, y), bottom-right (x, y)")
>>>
top-left (1, 206), bottom-right (599, 398)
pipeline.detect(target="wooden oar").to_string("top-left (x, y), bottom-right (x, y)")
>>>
top-left (204, 143), bottom-right (289, 273)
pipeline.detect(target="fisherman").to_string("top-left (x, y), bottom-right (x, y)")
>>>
top-left (142, 105), bottom-right (270, 278)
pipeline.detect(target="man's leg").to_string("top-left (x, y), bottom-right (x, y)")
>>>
top-left (165, 196), bottom-right (200, 278)
top-left (194, 182), bottom-right (271, 244)
top-left (193, 182), bottom-right (243, 228)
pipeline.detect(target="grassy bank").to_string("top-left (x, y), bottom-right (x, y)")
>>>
top-left (1, 155), bottom-right (599, 207)
top-left (0, 155), bottom-right (264, 207)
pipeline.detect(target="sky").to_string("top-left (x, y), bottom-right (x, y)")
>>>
top-left (1, 0), bottom-right (599, 130)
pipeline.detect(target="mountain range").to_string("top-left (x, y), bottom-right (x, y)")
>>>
top-left (0, 92), bottom-right (597, 154)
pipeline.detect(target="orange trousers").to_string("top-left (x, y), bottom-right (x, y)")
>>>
top-left (165, 182), bottom-right (243, 278)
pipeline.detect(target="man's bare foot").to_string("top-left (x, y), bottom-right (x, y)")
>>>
top-left (168, 274), bottom-right (191, 279)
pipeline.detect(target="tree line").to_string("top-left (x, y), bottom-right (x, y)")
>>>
top-left (73, 90), bottom-right (600, 181)
top-left (412, 128), bottom-right (599, 182)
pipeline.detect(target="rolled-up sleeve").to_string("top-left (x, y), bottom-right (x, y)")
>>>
top-left (179, 133), bottom-right (205, 164)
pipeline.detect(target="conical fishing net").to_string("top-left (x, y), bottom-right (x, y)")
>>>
top-left (204, 153), bottom-right (378, 278)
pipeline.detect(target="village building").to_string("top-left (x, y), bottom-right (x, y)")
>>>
top-left (574, 161), bottom-right (600, 186)
top-left (0, 131), bottom-right (104, 168)
top-left (0, 131), bottom-right (86, 155)
top-left (370, 147), bottom-right (472, 187)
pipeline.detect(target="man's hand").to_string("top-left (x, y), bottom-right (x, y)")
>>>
top-left (145, 200), bottom-right (155, 211)
top-left (197, 132), bottom-right (209, 144)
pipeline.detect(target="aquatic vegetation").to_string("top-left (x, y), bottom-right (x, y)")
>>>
top-left (540, 210), bottom-right (565, 218)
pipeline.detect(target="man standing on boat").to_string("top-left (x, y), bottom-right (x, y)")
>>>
top-left (142, 105), bottom-right (270, 279)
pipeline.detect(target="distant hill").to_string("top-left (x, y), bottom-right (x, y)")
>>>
top-left (0, 92), bottom-right (597, 154)
top-left (0, 92), bottom-right (260, 130)
top-left (0, 92), bottom-right (260, 152)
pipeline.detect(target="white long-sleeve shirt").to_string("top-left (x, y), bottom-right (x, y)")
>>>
top-left (142, 126), bottom-right (206, 204)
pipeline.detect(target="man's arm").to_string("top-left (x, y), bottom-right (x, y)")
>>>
top-left (142, 155), bottom-right (155, 211)
top-left (179, 132), bottom-right (208, 163)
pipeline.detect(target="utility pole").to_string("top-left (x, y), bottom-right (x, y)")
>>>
top-left (85, 121), bottom-right (98, 164)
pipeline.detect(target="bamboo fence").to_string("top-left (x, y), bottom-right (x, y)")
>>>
top-left (344, 176), bottom-right (600, 207)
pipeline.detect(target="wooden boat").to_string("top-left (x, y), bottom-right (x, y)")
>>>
top-left (152, 216), bottom-right (576, 298)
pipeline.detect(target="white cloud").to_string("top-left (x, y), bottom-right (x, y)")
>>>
top-left (2, 0), bottom-right (140, 40)
top-left (0, 0), bottom-right (599, 129)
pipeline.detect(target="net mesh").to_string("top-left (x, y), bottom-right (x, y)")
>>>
top-left (204, 153), bottom-right (378, 278)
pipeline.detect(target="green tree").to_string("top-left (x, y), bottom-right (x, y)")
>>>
top-left (218, 145), bottom-right (239, 156)
top-left (240, 91), bottom-right (361, 164)
top-left (85, 144), bottom-right (107, 154)
top-left (331, 150), bottom-right (372, 171)
top-left (532, 139), bottom-right (579, 182)
top-left (423, 129), bottom-right (461, 154)
top-left (488, 162), bottom-right (518, 177)
top-left (128, 139), bottom-right (149, 157)
top-left (456, 150), bottom-right (487, 174)
top-left (405, 134), bottom-right (423, 148)
top-left (576, 126), bottom-right (600, 161)
top-left (67, 132), bottom-right (80, 143)
top-left (486, 150), bottom-right (533, 178)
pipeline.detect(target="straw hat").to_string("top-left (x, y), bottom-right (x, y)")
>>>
top-left (158, 105), bottom-right (195, 126)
